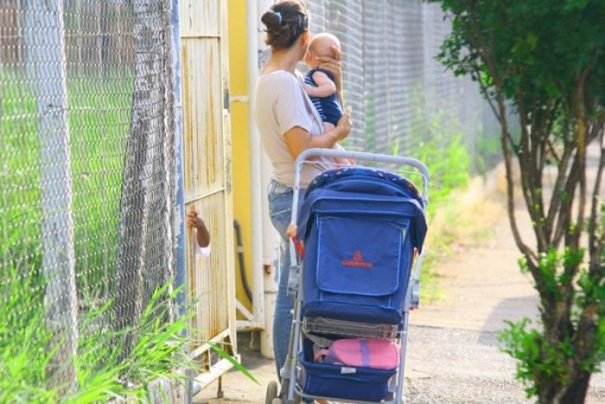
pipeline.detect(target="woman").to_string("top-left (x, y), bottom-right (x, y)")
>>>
top-left (253, 0), bottom-right (352, 378)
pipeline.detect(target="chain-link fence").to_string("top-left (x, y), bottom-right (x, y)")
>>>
top-left (307, 0), bottom-right (503, 171)
top-left (0, 0), bottom-right (179, 398)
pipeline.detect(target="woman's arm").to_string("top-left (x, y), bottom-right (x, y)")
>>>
top-left (283, 108), bottom-right (352, 160)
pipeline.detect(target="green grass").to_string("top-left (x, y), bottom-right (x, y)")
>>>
top-left (0, 265), bottom-right (57, 403)
top-left (1, 69), bottom-right (132, 296)
top-left (0, 69), bottom-right (227, 400)
top-left (0, 270), bottom-right (195, 403)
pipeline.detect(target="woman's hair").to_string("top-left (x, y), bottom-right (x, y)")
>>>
top-left (261, 1), bottom-right (308, 50)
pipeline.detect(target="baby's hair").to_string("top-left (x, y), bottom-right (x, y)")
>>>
top-left (261, 1), bottom-right (308, 50)
top-left (309, 32), bottom-right (341, 58)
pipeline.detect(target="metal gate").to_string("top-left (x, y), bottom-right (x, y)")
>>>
top-left (179, 0), bottom-right (238, 389)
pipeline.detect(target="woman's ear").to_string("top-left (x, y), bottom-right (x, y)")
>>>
top-left (301, 30), bottom-right (310, 47)
top-left (303, 49), bottom-right (312, 64)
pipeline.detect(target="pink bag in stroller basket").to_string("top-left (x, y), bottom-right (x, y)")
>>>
top-left (314, 338), bottom-right (399, 370)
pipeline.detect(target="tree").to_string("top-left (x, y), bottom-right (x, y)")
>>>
top-left (114, 0), bottom-right (175, 358)
top-left (433, 0), bottom-right (605, 402)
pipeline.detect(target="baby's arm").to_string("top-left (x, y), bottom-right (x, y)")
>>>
top-left (304, 70), bottom-right (337, 98)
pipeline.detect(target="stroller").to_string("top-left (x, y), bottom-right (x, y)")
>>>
top-left (266, 148), bottom-right (429, 404)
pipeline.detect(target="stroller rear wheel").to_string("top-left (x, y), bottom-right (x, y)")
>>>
top-left (265, 381), bottom-right (279, 404)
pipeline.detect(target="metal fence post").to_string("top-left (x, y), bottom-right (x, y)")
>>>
top-left (24, 0), bottom-right (78, 391)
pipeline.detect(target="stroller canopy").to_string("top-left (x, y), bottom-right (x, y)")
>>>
top-left (297, 167), bottom-right (427, 252)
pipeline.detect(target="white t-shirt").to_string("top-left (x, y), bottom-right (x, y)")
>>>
top-left (254, 70), bottom-right (333, 188)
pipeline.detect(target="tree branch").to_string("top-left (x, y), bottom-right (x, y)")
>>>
top-left (462, 3), bottom-right (538, 264)
top-left (472, 65), bottom-right (502, 121)
top-left (517, 94), bottom-right (548, 250)
top-left (498, 94), bottom-right (538, 266)
top-left (588, 130), bottom-right (604, 277)
top-left (569, 69), bottom-right (590, 248)
top-left (553, 154), bottom-right (582, 247)
top-left (546, 145), bottom-right (575, 241)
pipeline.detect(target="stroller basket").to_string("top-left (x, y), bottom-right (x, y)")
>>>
top-left (298, 337), bottom-right (396, 402)
top-left (303, 317), bottom-right (400, 339)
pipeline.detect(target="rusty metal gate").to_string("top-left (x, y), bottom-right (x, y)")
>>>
top-left (179, 0), bottom-right (238, 389)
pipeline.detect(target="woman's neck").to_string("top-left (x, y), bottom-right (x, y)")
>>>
top-left (262, 48), bottom-right (301, 74)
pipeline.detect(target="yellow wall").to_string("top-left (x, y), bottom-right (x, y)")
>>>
top-left (227, 0), bottom-right (253, 312)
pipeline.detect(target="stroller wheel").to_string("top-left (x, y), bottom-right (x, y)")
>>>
top-left (265, 381), bottom-right (279, 404)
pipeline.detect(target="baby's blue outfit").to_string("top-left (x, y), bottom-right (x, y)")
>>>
top-left (304, 68), bottom-right (343, 126)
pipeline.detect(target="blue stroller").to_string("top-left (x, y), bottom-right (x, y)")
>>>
top-left (266, 148), bottom-right (429, 404)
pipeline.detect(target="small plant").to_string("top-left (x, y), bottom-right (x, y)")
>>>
top-left (415, 111), bottom-right (472, 213)
top-left (392, 109), bottom-right (474, 301)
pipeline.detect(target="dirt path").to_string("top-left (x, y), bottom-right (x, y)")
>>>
top-left (194, 172), bottom-right (605, 404)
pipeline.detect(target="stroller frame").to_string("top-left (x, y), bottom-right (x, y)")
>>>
top-left (274, 148), bottom-right (429, 404)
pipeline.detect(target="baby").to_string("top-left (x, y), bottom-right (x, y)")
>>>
top-left (304, 32), bottom-right (353, 167)
top-left (304, 32), bottom-right (344, 132)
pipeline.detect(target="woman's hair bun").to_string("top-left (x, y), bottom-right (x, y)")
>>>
top-left (261, 10), bottom-right (281, 29)
top-left (261, 1), bottom-right (308, 50)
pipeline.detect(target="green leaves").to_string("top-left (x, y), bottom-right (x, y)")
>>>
top-left (500, 318), bottom-right (574, 398)
top-left (434, 0), bottom-right (605, 115)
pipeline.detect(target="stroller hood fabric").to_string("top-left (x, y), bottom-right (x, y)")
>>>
top-left (297, 168), bottom-right (427, 252)
top-left (296, 168), bottom-right (428, 324)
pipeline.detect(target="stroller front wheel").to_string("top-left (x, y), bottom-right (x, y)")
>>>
top-left (265, 381), bottom-right (279, 404)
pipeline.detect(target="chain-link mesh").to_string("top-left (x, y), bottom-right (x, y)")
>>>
top-left (0, 0), bottom-right (176, 393)
top-left (307, 0), bottom-right (502, 170)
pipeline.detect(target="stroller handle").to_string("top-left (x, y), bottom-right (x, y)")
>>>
top-left (291, 148), bottom-right (430, 226)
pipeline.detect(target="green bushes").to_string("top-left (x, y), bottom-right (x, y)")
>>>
top-left (414, 112), bottom-right (472, 212)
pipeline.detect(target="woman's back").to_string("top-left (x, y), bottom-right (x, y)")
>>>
top-left (254, 70), bottom-right (331, 187)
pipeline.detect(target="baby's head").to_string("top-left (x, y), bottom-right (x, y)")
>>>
top-left (304, 33), bottom-right (341, 68)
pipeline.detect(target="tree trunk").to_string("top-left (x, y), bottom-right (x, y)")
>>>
top-left (114, 0), bottom-right (168, 355)
top-left (538, 371), bottom-right (591, 404)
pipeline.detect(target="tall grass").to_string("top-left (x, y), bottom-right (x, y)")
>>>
top-left (0, 70), bottom-right (258, 401)
top-left (392, 109), bottom-right (474, 301)
top-left (0, 265), bottom-right (57, 403)
top-left (0, 271), bottom-right (191, 403)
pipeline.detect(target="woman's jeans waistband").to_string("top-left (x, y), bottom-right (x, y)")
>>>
top-left (267, 178), bottom-right (293, 196)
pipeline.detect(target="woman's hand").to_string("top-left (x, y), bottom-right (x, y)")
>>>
top-left (335, 108), bottom-right (352, 141)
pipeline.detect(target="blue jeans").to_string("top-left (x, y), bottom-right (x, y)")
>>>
top-left (267, 179), bottom-right (303, 379)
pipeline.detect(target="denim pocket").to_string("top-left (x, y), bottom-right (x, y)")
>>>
top-left (269, 191), bottom-right (293, 237)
